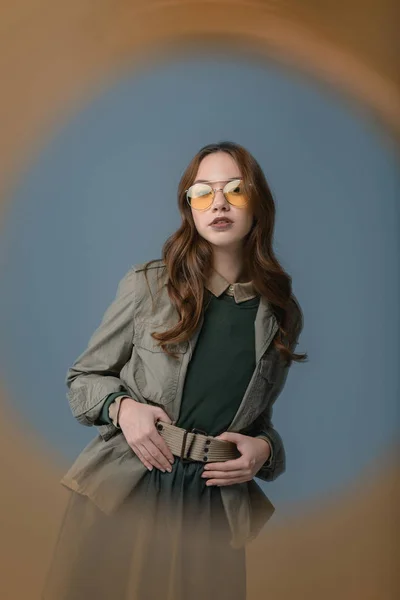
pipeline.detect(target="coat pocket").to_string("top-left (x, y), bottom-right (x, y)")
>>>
top-left (60, 434), bottom-right (148, 515)
top-left (132, 321), bottom-right (188, 405)
top-left (133, 322), bottom-right (188, 354)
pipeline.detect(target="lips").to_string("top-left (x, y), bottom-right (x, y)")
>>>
top-left (210, 217), bottom-right (233, 225)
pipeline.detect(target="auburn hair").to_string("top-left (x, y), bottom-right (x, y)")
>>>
top-left (143, 141), bottom-right (307, 366)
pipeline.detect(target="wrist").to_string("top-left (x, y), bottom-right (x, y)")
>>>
top-left (118, 396), bottom-right (137, 424)
top-left (256, 437), bottom-right (272, 461)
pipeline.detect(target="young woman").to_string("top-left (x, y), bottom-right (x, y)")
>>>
top-left (43, 141), bottom-right (306, 600)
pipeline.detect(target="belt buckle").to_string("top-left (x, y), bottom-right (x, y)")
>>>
top-left (191, 427), bottom-right (207, 436)
top-left (179, 429), bottom-right (191, 463)
top-left (180, 427), bottom-right (208, 463)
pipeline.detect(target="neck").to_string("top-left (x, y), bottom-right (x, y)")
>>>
top-left (212, 246), bottom-right (248, 284)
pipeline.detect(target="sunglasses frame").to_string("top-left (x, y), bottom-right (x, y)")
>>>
top-left (185, 178), bottom-right (249, 211)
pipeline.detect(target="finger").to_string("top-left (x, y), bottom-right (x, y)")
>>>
top-left (154, 410), bottom-right (173, 425)
top-left (138, 443), bottom-right (170, 472)
top-left (149, 431), bottom-right (175, 464)
top-left (131, 445), bottom-right (155, 471)
top-left (206, 477), bottom-right (249, 486)
top-left (203, 458), bottom-right (246, 471)
top-left (141, 441), bottom-right (173, 472)
top-left (215, 433), bottom-right (244, 444)
top-left (201, 469), bottom-right (248, 479)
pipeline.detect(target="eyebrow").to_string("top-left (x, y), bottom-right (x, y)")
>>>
top-left (193, 177), bottom-right (242, 184)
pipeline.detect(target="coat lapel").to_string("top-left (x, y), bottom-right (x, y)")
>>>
top-left (254, 295), bottom-right (279, 363)
top-left (227, 296), bottom-right (279, 431)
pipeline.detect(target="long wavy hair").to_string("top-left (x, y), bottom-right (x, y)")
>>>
top-left (143, 141), bottom-right (307, 366)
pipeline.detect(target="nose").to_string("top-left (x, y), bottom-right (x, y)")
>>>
top-left (211, 188), bottom-right (229, 210)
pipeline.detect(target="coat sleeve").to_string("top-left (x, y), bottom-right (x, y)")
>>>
top-left (252, 371), bottom-right (290, 481)
top-left (253, 297), bottom-right (304, 481)
top-left (65, 266), bottom-right (137, 441)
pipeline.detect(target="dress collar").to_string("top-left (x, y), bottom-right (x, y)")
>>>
top-left (205, 269), bottom-right (258, 303)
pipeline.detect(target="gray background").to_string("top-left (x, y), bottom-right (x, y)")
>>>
top-left (1, 52), bottom-right (399, 515)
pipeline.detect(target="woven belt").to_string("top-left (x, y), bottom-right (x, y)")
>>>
top-left (155, 420), bottom-right (241, 463)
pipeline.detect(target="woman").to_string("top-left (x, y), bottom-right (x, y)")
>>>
top-left (43, 141), bottom-right (306, 600)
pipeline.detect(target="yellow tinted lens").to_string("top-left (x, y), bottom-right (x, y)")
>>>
top-left (224, 179), bottom-right (247, 207)
top-left (187, 183), bottom-right (213, 209)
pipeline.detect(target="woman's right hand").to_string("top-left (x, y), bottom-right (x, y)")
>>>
top-left (118, 397), bottom-right (175, 472)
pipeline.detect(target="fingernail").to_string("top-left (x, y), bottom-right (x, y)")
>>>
top-left (167, 467), bottom-right (172, 473)
top-left (148, 466), bottom-right (153, 471)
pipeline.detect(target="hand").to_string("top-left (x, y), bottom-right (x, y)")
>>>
top-left (118, 398), bottom-right (175, 472)
top-left (201, 432), bottom-right (271, 486)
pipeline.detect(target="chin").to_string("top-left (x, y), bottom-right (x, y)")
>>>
top-left (207, 235), bottom-right (243, 249)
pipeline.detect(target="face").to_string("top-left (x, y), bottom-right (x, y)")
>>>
top-left (189, 152), bottom-right (253, 250)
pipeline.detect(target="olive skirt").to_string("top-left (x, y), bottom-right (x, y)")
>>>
top-left (42, 457), bottom-right (246, 600)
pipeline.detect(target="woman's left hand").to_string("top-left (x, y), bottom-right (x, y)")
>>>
top-left (201, 432), bottom-right (271, 486)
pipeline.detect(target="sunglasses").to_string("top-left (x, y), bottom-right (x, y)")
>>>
top-left (186, 178), bottom-right (248, 211)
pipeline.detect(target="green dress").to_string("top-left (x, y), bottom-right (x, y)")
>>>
top-left (43, 291), bottom-right (260, 600)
